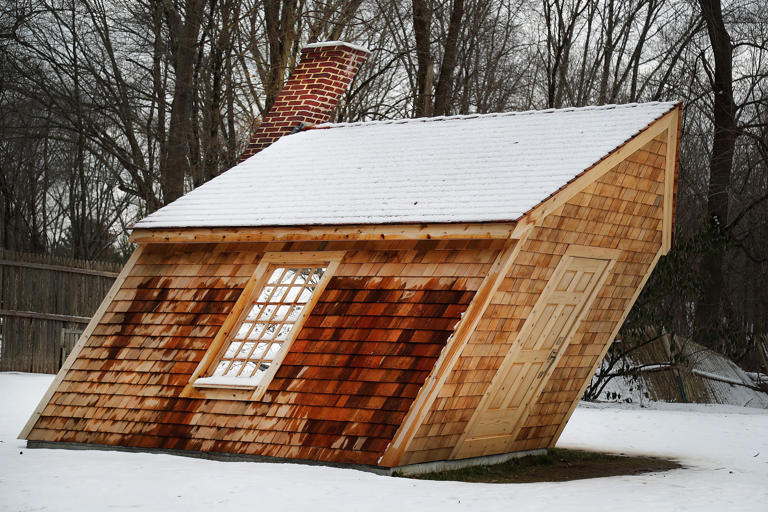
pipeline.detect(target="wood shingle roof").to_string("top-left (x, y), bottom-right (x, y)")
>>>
top-left (134, 102), bottom-right (678, 229)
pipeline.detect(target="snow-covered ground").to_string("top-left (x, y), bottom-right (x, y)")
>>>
top-left (1, 372), bottom-right (766, 512)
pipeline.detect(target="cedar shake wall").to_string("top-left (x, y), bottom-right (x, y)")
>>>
top-left (400, 133), bottom-right (669, 465)
top-left (26, 239), bottom-right (502, 465)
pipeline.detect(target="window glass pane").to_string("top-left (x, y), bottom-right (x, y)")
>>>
top-left (256, 286), bottom-right (275, 302)
top-left (257, 304), bottom-right (276, 321)
top-left (254, 342), bottom-right (269, 359)
top-left (261, 323), bottom-right (278, 340)
top-left (275, 324), bottom-right (292, 341)
top-left (285, 286), bottom-right (301, 302)
top-left (295, 268), bottom-right (312, 285)
top-left (298, 288), bottom-right (312, 303)
top-left (263, 343), bottom-right (281, 361)
top-left (254, 363), bottom-right (271, 380)
top-left (273, 305), bottom-right (290, 321)
top-left (280, 269), bottom-right (298, 284)
top-left (271, 286), bottom-right (288, 302)
top-left (226, 360), bottom-right (243, 377)
top-left (242, 361), bottom-right (258, 377)
top-left (245, 304), bottom-right (262, 321)
top-left (238, 342), bottom-right (256, 358)
top-left (267, 269), bottom-right (283, 285)
top-left (310, 268), bottom-right (325, 284)
top-left (234, 323), bottom-right (251, 340)
top-left (287, 305), bottom-right (304, 322)
top-left (214, 360), bottom-right (230, 376)
top-left (247, 323), bottom-right (266, 340)
top-left (223, 342), bottom-right (240, 359)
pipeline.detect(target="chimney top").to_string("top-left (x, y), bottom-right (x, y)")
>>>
top-left (302, 40), bottom-right (371, 55)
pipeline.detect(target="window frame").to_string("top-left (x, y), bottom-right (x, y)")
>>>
top-left (180, 251), bottom-right (344, 401)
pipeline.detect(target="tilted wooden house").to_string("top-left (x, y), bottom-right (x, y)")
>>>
top-left (21, 41), bottom-right (682, 473)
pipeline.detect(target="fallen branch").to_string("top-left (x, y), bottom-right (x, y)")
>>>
top-left (602, 363), bottom-right (767, 393)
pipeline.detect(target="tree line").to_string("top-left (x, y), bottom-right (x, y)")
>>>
top-left (1, 0), bottom-right (766, 369)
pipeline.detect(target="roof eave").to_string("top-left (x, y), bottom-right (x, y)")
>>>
top-left (128, 221), bottom-right (521, 244)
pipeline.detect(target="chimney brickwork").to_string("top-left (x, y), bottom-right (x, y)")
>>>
top-left (241, 41), bottom-right (371, 161)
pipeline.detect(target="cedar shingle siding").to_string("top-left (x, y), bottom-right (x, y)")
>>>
top-left (28, 240), bottom-right (501, 465)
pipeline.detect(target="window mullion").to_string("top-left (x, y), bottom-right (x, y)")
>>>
top-left (245, 268), bottom-right (315, 377)
top-left (220, 267), bottom-right (282, 376)
top-left (236, 266), bottom-right (304, 378)
top-left (231, 266), bottom-right (290, 377)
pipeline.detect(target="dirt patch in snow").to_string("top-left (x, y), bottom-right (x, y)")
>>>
top-left (402, 448), bottom-right (681, 483)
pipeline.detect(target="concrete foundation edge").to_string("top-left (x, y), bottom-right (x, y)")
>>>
top-left (26, 440), bottom-right (546, 477)
top-left (391, 448), bottom-right (548, 476)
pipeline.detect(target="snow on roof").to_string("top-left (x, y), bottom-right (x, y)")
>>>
top-left (303, 40), bottom-right (371, 54)
top-left (134, 102), bottom-right (677, 229)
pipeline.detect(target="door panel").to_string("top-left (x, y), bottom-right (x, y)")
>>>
top-left (454, 252), bottom-right (614, 458)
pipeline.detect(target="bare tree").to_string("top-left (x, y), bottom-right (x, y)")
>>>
top-left (2, 0), bottom-right (768, 373)
top-left (694, 0), bottom-right (737, 331)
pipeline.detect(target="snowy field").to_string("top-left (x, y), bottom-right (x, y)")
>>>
top-left (1, 372), bottom-right (766, 512)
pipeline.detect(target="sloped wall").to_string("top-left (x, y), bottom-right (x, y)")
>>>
top-left (25, 239), bottom-right (502, 465)
top-left (401, 132), bottom-right (669, 464)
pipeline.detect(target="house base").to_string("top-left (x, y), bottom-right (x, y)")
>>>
top-left (390, 448), bottom-right (548, 476)
top-left (25, 440), bottom-right (546, 476)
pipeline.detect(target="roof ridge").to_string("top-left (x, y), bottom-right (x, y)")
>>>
top-left (319, 101), bottom-right (678, 130)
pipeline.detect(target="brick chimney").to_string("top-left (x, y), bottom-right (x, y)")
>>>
top-left (241, 41), bottom-right (371, 161)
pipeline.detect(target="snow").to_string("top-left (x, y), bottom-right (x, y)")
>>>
top-left (303, 40), bottom-right (371, 54)
top-left (1, 372), bottom-right (766, 511)
top-left (134, 102), bottom-right (678, 229)
top-left (691, 368), bottom-right (755, 388)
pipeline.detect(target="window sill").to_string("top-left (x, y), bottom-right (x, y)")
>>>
top-left (179, 377), bottom-right (269, 401)
top-left (193, 376), bottom-right (262, 390)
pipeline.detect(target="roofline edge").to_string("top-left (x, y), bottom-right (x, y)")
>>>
top-left (128, 222), bottom-right (521, 244)
top-left (517, 103), bottom-right (681, 228)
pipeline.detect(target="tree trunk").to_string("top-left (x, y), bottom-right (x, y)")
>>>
top-left (159, 0), bottom-right (205, 205)
top-left (433, 0), bottom-right (464, 116)
top-left (263, 0), bottom-right (298, 114)
top-left (412, 0), bottom-right (433, 117)
top-left (695, 0), bottom-right (737, 342)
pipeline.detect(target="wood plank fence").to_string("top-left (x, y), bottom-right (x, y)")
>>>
top-left (0, 249), bottom-right (120, 373)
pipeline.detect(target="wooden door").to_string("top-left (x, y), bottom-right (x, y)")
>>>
top-left (453, 249), bottom-right (615, 459)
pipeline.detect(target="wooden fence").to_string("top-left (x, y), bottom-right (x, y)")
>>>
top-left (0, 250), bottom-right (120, 373)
